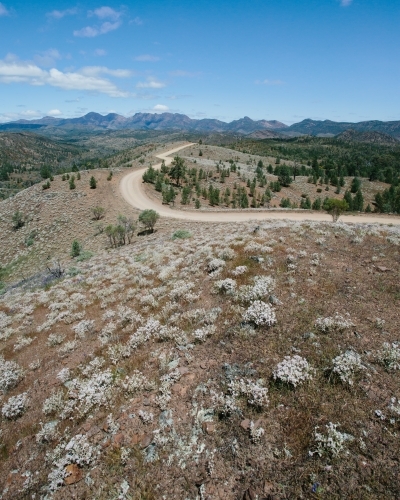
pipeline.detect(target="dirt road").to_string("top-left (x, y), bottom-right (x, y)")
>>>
top-left (120, 143), bottom-right (400, 225)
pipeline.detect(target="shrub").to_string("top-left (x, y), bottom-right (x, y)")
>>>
top-left (91, 206), bottom-right (105, 220)
top-left (310, 422), bottom-right (353, 458)
top-left (43, 390), bottom-right (64, 416)
top-left (376, 342), bottom-right (400, 371)
top-left (2, 392), bottom-right (28, 419)
top-left (71, 240), bottom-right (81, 258)
top-left (90, 176), bottom-right (97, 189)
top-left (242, 301), bottom-right (276, 327)
top-left (325, 198), bottom-right (349, 222)
top-left (273, 355), bottom-right (315, 387)
top-left (69, 176), bottom-right (76, 190)
top-left (12, 210), bottom-right (26, 230)
top-left (0, 355), bottom-right (23, 393)
top-left (172, 229), bottom-right (192, 240)
top-left (331, 350), bottom-right (365, 385)
top-left (315, 313), bottom-right (353, 333)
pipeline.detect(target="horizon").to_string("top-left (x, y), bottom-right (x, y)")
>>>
top-left (0, 0), bottom-right (399, 125)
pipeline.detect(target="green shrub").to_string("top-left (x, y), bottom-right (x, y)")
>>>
top-left (172, 230), bottom-right (192, 240)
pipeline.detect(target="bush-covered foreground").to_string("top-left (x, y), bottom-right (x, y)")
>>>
top-left (0, 220), bottom-right (399, 499)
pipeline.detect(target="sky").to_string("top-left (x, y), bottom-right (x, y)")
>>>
top-left (0, 0), bottom-right (399, 125)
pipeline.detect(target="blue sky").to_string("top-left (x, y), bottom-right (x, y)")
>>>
top-left (0, 0), bottom-right (399, 124)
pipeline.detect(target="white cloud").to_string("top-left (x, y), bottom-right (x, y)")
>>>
top-left (255, 79), bottom-right (285, 85)
top-left (34, 49), bottom-right (61, 67)
top-left (89, 6), bottom-right (121, 21)
top-left (94, 49), bottom-right (107, 56)
top-left (47, 8), bottom-right (78, 19)
top-left (136, 77), bottom-right (165, 89)
top-left (130, 16), bottom-right (143, 25)
top-left (153, 104), bottom-right (169, 112)
top-left (340, 0), bottom-right (353, 5)
top-left (0, 56), bottom-right (131, 97)
top-left (47, 109), bottom-right (62, 116)
top-left (134, 54), bottom-right (159, 62)
top-left (0, 3), bottom-right (10, 16)
top-left (74, 20), bottom-right (121, 37)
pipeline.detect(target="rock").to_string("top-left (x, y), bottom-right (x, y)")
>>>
top-left (113, 433), bottom-right (125, 447)
top-left (243, 487), bottom-right (257, 500)
top-left (376, 266), bottom-right (391, 272)
top-left (172, 383), bottom-right (187, 397)
top-left (64, 464), bottom-right (83, 485)
top-left (202, 422), bottom-right (216, 435)
top-left (178, 366), bottom-right (189, 375)
top-left (140, 434), bottom-right (152, 449)
top-left (240, 419), bottom-right (251, 431)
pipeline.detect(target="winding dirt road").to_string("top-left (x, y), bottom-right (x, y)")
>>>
top-left (120, 143), bottom-right (400, 225)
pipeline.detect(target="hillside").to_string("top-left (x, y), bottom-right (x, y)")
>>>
top-left (335, 129), bottom-right (399, 146)
top-left (285, 119), bottom-right (400, 139)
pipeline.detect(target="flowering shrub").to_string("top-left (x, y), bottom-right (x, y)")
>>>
top-left (315, 312), bottom-right (354, 333)
top-left (36, 421), bottom-right (59, 443)
top-left (331, 350), bottom-right (365, 385)
top-left (249, 421), bottom-right (265, 444)
top-left (121, 370), bottom-right (151, 394)
top-left (242, 301), bottom-right (276, 327)
top-left (13, 335), bottom-right (34, 351)
top-left (214, 278), bottom-right (237, 294)
top-left (207, 258), bottom-right (226, 273)
top-left (138, 410), bottom-right (154, 424)
top-left (211, 390), bottom-right (239, 417)
top-left (72, 319), bottom-right (95, 338)
top-left (310, 422), bottom-right (353, 458)
top-left (376, 342), bottom-right (400, 371)
top-left (2, 392), bottom-right (28, 419)
top-left (57, 368), bottom-right (71, 383)
top-left (231, 265), bottom-right (248, 276)
top-left (47, 333), bottom-right (65, 347)
top-left (43, 390), bottom-right (64, 416)
top-left (237, 276), bottom-right (275, 304)
top-left (193, 325), bottom-right (216, 343)
top-left (0, 355), bottom-right (23, 393)
top-left (273, 356), bottom-right (315, 387)
top-left (230, 378), bottom-right (269, 408)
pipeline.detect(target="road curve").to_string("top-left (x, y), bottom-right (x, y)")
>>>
top-left (120, 143), bottom-right (400, 225)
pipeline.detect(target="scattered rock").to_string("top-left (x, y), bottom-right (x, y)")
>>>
top-left (64, 464), bottom-right (83, 485)
top-left (202, 422), bottom-right (216, 434)
top-left (241, 419), bottom-right (251, 431)
top-left (376, 266), bottom-right (391, 272)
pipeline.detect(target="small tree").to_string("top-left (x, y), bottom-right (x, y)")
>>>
top-left (278, 165), bottom-right (292, 187)
top-left (90, 176), bottom-right (97, 189)
top-left (91, 206), bottom-right (105, 220)
top-left (71, 240), bottom-right (82, 258)
top-left (139, 209), bottom-right (160, 233)
top-left (69, 176), bottom-right (76, 190)
top-left (169, 156), bottom-right (186, 186)
top-left (325, 198), bottom-right (349, 222)
top-left (12, 211), bottom-right (26, 230)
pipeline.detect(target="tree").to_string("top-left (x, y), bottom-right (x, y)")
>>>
top-left (71, 240), bottom-right (81, 258)
top-left (350, 177), bottom-right (361, 193)
top-left (278, 165), bottom-right (292, 187)
top-left (139, 209), bottom-right (160, 233)
top-left (353, 189), bottom-right (364, 211)
top-left (169, 156), bottom-right (186, 186)
top-left (90, 176), bottom-right (97, 189)
top-left (325, 198), bottom-right (349, 222)
top-left (312, 198), bottom-right (322, 210)
top-left (343, 190), bottom-right (353, 211)
top-left (69, 176), bottom-right (76, 190)
top-left (117, 215), bottom-right (136, 244)
top-left (92, 206), bottom-right (105, 220)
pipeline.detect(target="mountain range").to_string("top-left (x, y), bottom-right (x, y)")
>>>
top-left (1, 112), bottom-right (400, 140)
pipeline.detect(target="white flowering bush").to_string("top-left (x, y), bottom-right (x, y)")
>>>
top-left (72, 319), bottom-right (95, 338)
top-left (375, 342), bottom-right (400, 371)
top-left (57, 368), bottom-right (71, 383)
top-left (58, 339), bottom-right (78, 356)
top-left (214, 278), bottom-right (237, 294)
top-left (230, 378), bottom-right (269, 408)
top-left (331, 350), bottom-right (365, 386)
top-left (155, 368), bottom-right (181, 410)
top-left (13, 335), bottom-right (34, 351)
top-left (388, 397), bottom-right (400, 421)
top-left (36, 421), bottom-right (59, 443)
top-left (121, 370), bottom-right (151, 394)
top-left (46, 333), bottom-right (65, 347)
top-left (211, 390), bottom-right (239, 417)
top-left (2, 392), bottom-right (28, 419)
top-left (249, 421), bottom-right (265, 444)
top-left (138, 410), bottom-right (154, 424)
top-left (0, 355), bottom-right (23, 393)
top-left (310, 422), bottom-right (353, 458)
top-left (242, 301), bottom-right (276, 327)
top-left (231, 265), bottom-right (248, 276)
top-left (237, 276), bottom-right (275, 304)
top-left (207, 258), bottom-right (226, 273)
top-left (273, 356), bottom-right (315, 387)
top-left (43, 390), bottom-right (64, 416)
top-left (315, 313), bottom-right (354, 333)
top-left (193, 325), bottom-right (216, 343)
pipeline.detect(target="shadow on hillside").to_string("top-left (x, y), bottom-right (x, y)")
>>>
top-left (137, 229), bottom-right (156, 236)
